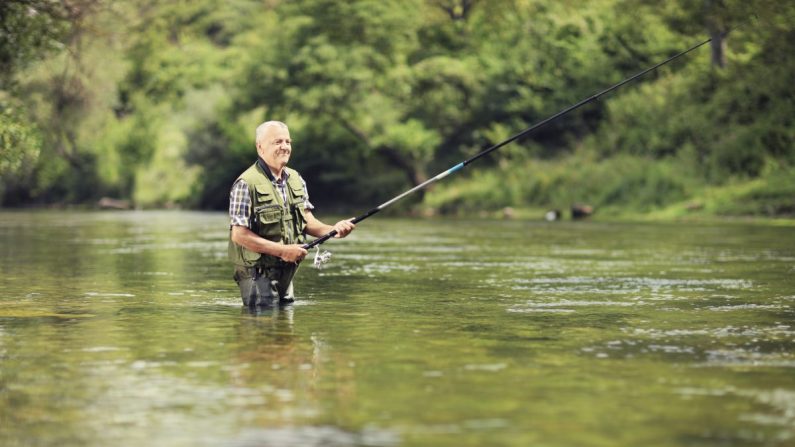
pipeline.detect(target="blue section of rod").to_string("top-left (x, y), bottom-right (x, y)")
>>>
top-left (448, 162), bottom-right (464, 174)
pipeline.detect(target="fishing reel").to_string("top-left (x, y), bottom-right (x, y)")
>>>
top-left (312, 246), bottom-right (332, 269)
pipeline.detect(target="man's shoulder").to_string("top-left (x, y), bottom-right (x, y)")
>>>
top-left (238, 163), bottom-right (268, 184)
top-left (284, 167), bottom-right (306, 187)
top-left (231, 178), bottom-right (249, 189)
top-left (284, 166), bottom-right (303, 177)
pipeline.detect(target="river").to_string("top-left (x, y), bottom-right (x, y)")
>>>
top-left (1, 211), bottom-right (794, 446)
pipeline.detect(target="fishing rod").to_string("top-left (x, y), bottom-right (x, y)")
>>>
top-left (303, 33), bottom-right (716, 252)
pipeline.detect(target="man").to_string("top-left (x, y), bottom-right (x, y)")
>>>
top-left (228, 121), bottom-right (355, 307)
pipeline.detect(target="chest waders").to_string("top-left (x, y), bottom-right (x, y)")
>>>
top-left (229, 162), bottom-right (308, 306)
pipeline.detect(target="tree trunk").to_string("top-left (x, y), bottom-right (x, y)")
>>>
top-left (380, 146), bottom-right (429, 189)
top-left (704, 0), bottom-right (727, 69)
top-left (710, 29), bottom-right (727, 68)
top-left (338, 117), bottom-right (429, 190)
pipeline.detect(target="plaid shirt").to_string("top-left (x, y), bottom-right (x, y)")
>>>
top-left (229, 170), bottom-right (314, 228)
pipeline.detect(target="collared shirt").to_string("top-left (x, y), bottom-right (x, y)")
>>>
top-left (229, 168), bottom-right (314, 228)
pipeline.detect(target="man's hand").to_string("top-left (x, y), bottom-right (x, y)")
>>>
top-left (333, 218), bottom-right (356, 238)
top-left (280, 244), bottom-right (308, 263)
top-left (304, 212), bottom-right (357, 239)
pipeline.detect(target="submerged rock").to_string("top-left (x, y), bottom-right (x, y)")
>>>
top-left (571, 203), bottom-right (593, 219)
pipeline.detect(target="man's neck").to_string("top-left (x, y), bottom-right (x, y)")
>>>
top-left (257, 157), bottom-right (286, 180)
top-left (269, 166), bottom-right (284, 180)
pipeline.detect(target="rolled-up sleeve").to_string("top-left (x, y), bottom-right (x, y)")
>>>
top-left (229, 179), bottom-right (251, 227)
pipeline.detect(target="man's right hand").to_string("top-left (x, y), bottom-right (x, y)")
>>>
top-left (280, 244), bottom-right (308, 263)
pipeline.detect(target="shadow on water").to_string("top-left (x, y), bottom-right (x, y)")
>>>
top-left (238, 304), bottom-right (296, 345)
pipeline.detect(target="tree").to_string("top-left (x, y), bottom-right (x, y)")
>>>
top-left (0, 0), bottom-right (70, 200)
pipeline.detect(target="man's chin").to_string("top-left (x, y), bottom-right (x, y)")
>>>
top-left (264, 159), bottom-right (289, 175)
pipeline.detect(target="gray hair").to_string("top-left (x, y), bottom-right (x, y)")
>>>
top-left (255, 121), bottom-right (288, 145)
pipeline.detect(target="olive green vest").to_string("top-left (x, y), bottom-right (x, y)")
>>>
top-left (228, 162), bottom-right (309, 268)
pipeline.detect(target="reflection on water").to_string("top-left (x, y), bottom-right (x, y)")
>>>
top-left (0, 211), bottom-right (794, 447)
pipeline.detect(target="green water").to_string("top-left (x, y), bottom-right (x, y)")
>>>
top-left (1, 211), bottom-right (794, 447)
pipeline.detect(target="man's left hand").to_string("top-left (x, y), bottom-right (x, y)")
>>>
top-left (333, 219), bottom-right (356, 238)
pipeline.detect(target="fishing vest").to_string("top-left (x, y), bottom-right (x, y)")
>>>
top-left (228, 162), bottom-right (309, 268)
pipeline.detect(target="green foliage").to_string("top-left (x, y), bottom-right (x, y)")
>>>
top-left (0, 104), bottom-right (41, 175)
top-left (0, 1), bottom-right (70, 89)
top-left (0, 103), bottom-right (42, 204)
top-left (426, 153), bottom-right (696, 215)
top-left (0, 0), bottom-right (792, 218)
top-left (586, 1), bottom-right (794, 186)
top-left (183, 105), bottom-right (255, 209)
top-left (709, 165), bottom-right (795, 216)
top-left (234, 0), bottom-right (437, 191)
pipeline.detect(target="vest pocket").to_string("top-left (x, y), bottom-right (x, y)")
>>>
top-left (255, 204), bottom-right (283, 239)
top-left (254, 184), bottom-right (277, 203)
top-left (290, 201), bottom-right (307, 234)
top-left (241, 247), bottom-right (262, 262)
top-left (286, 184), bottom-right (307, 235)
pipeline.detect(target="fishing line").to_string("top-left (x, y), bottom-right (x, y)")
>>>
top-left (305, 23), bottom-right (748, 267)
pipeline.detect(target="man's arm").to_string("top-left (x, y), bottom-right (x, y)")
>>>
top-left (296, 176), bottom-right (355, 239)
top-left (304, 211), bottom-right (355, 239)
top-left (231, 225), bottom-right (307, 263)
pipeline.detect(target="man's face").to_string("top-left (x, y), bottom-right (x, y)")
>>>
top-left (257, 126), bottom-right (292, 172)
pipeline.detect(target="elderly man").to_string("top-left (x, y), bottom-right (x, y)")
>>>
top-left (228, 121), bottom-right (355, 307)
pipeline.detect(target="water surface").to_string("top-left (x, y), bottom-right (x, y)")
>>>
top-left (1, 211), bottom-right (794, 446)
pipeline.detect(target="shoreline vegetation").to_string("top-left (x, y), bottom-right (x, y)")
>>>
top-left (2, 159), bottom-right (793, 222)
top-left (3, 201), bottom-right (793, 227)
top-left (1, 1), bottom-right (792, 219)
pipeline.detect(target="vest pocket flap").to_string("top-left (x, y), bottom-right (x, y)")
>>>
top-left (254, 204), bottom-right (282, 223)
top-left (253, 184), bottom-right (276, 202)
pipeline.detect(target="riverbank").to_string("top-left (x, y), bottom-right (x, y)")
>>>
top-left (422, 155), bottom-right (795, 223)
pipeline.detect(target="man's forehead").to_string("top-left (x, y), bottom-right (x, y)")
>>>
top-left (257, 124), bottom-right (290, 142)
top-left (273, 133), bottom-right (291, 140)
top-left (265, 127), bottom-right (290, 139)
